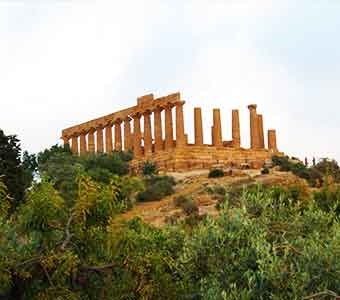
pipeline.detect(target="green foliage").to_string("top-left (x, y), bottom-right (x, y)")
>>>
top-left (37, 145), bottom-right (132, 203)
top-left (261, 167), bottom-right (270, 174)
top-left (208, 169), bottom-right (225, 178)
top-left (142, 160), bottom-right (158, 176)
top-left (1, 182), bottom-right (340, 299)
top-left (174, 195), bottom-right (199, 216)
top-left (0, 129), bottom-right (35, 210)
top-left (272, 155), bottom-right (323, 187)
top-left (137, 176), bottom-right (176, 202)
top-left (0, 178), bottom-right (12, 217)
top-left (314, 186), bottom-right (340, 216)
top-left (314, 158), bottom-right (340, 182)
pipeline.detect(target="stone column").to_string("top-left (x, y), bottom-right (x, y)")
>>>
top-left (248, 104), bottom-right (260, 149)
top-left (143, 111), bottom-right (153, 155)
top-left (232, 109), bottom-right (241, 148)
top-left (194, 107), bottom-right (203, 146)
top-left (268, 129), bottom-right (278, 151)
top-left (105, 123), bottom-right (113, 153)
top-left (175, 101), bottom-right (186, 147)
top-left (257, 114), bottom-right (265, 149)
top-left (153, 107), bottom-right (163, 152)
top-left (124, 117), bottom-right (132, 151)
top-left (114, 120), bottom-right (122, 152)
top-left (165, 104), bottom-right (174, 150)
top-left (79, 132), bottom-right (87, 155)
top-left (62, 136), bottom-right (69, 147)
top-left (96, 127), bottom-right (104, 153)
top-left (88, 129), bottom-right (95, 153)
top-left (133, 114), bottom-right (142, 158)
top-left (71, 135), bottom-right (79, 154)
top-left (212, 108), bottom-right (222, 146)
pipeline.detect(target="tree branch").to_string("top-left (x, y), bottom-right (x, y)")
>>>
top-left (304, 290), bottom-right (340, 300)
top-left (60, 212), bottom-right (75, 251)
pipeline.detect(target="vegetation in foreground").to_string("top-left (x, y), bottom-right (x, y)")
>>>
top-left (0, 129), bottom-right (340, 300)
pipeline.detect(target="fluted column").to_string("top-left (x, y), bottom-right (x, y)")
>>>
top-left (194, 107), bottom-right (203, 146)
top-left (248, 104), bottom-right (260, 149)
top-left (114, 120), bottom-right (122, 152)
top-left (268, 129), bottom-right (278, 151)
top-left (165, 104), bottom-right (174, 150)
top-left (88, 129), bottom-right (95, 153)
top-left (143, 111), bottom-right (152, 155)
top-left (79, 132), bottom-right (87, 155)
top-left (124, 117), bottom-right (132, 151)
top-left (212, 109), bottom-right (222, 146)
top-left (97, 127), bottom-right (104, 153)
top-left (71, 135), bottom-right (79, 154)
top-left (257, 114), bottom-right (265, 149)
top-left (105, 123), bottom-right (113, 153)
top-left (175, 101), bottom-right (186, 147)
top-left (154, 107), bottom-right (163, 152)
top-left (232, 109), bottom-right (241, 148)
top-left (133, 114), bottom-right (142, 158)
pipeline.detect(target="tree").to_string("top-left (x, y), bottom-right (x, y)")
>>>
top-left (0, 129), bottom-right (35, 209)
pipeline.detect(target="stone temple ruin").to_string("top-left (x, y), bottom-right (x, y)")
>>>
top-left (61, 92), bottom-right (282, 172)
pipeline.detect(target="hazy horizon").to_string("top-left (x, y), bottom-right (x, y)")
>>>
top-left (1, 0), bottom-right (339, 162)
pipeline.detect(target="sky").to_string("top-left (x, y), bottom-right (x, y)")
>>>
top-left (0, 0), bottom-right (339, 162)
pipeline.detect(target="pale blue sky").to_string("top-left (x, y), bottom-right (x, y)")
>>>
top-left (0, 0), bottom-right (339, 161)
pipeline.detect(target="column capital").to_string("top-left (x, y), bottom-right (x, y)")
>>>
top-left (131, 112), bottom-right (142, 119)
top-left (113, 118), bottom-right (123, 125)
top-left (153, 105), bottom-right (164, 113)
top-left (142, 109), bottom-right (152, 116)
top-left (248, 104), bottom-right (257, 111)
top-left (124, 116), bottom-right (132, 122)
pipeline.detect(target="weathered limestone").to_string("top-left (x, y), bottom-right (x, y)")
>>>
top-left (268, 129), bottom-right (278, 151)
top-left (97, 127), bottom-right (104, 153)
top-left (133, 114), bottom-right (142, 158)
top-left (114, 121), bottom-right (122, 152)
top-left (165, 104), bottom-right (174, 150)
top-left (257, 114), bottom-right (265, 149)
top-left (124, 117), bottom-right (131, 151)
top-left (79, 132), bottom-right (87, 154)
top-left (105, 124), bottom-right (113, 153)
top-left (176, 101), bottom-right (186, 147)
top-left (88, 129), bottom-right (95, 153)
top-left (71, 135), bottom-right (78, 154)
top-left (212, 109), bottom-right (222, 146)
top-left (248, 104), bottom-right (260, 149)
top-left (153, 107), bottom-right (163, 152)
top-left (143, 111), bottom-right (153, 155)
top-left (232, 109), bottom-right (241, 148)
top-left (194, 107), bottom-right (203, 146)
top-left (61, 92), bottom-right (283, 172)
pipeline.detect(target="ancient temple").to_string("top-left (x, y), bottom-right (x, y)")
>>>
top-left (61, 92), bottom-right (281, 171)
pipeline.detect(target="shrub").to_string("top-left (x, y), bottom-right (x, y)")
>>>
top-left (272, 155), bottom-right (323, 187)
top-left (142, 160), bottom-right (158, 176)
top-left (174, 195), bottom-right (198, 216)
top-left (261, 167), bottom-right (270, 174)
top-left (208, 169), bottom-right (224, 178)
top-left (137, 176), bottom-right (176, 202)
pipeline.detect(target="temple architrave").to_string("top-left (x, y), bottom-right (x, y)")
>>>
top-left (61, 92), bottom-right (283, 172)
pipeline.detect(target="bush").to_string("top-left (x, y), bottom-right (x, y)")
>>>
top-left (137, 176), bottom-right (176, 202)
top-left (142, 160), bottom-right (158, 176)
top-left (261, 167), bottom-right (270, 174)
top-left (208, 169), bottom-right (224, 178)
top-left (174, 195), bottom-right (198, 216)
top-left (272, 155), bottom-right (323, 187)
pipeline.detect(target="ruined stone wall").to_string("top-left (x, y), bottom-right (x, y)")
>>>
top-left (61, 92), bottom-right (282, 171)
